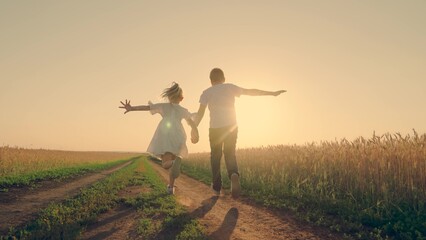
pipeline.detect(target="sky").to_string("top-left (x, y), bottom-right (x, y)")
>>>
top-left (1, 1), bottom-right (425, 153)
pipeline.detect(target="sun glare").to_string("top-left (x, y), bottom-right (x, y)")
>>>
top-left (236, 96), bottom-right (286, 148)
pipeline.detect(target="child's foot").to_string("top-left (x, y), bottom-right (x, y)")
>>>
top-left (167, 185), bottom-right (175, 195)
top-left (230, 173), bottom-right (241, 198)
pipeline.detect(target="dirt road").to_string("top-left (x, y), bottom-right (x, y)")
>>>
top-left (1, 159), bottom-right (341, 239)
top-left (150, 161), bottom-right (340, 240)
top-left (0, 161), bottom-right (132, 235)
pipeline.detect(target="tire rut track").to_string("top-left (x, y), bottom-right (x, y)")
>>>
top-left (0, 161), bottom-right (132, 235)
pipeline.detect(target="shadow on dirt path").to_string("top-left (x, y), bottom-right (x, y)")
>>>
top-left (78, 184), bottom-right (150, 240)
top-left (0, 161), bottom-right (132, 235)
top-left (150, 160), bottom-right (341, 240)
top-left (210, 207), bottom-right (239, 240)
top-left (79, 205), bottom-right (139, 240)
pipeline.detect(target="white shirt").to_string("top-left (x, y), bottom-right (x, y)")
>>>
top-left (199, 83), bottom-right (243, 128)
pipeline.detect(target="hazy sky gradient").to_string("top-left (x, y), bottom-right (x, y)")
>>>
top-left (1, 1), bottom-right (425, 152)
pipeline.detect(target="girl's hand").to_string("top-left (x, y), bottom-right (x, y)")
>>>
top-left (191, 128), bottom-right (199, 144)
top-left (273, 90), bottom-right (287, 96)
top-left (119, 99), bottom-right (132, 114)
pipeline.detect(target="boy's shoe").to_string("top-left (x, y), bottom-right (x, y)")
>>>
top-left (167, 185), bottom-right (175, 195)
top-left (211, 184), bottom-right (220, 196)
top-left (230, 173), bottom-right (241, 198)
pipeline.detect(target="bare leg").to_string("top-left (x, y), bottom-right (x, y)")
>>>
top-left (169, 173), bottom-right (175, 188)
top-left (161, 152), bottom-right (176, 169)
top-left (169, 157), bottom-right (181, 188)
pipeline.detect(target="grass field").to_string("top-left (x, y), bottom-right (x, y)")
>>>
top-left (0, 147), bottom-right (141, 188)
top-left (2, 157), bottom-right (206, 239)
top-left (0, 147), bottom-right (140, 176)
top-left (2, 131), bottom-right (425, 239)
top-left (182, 131), bottom-right (426, 240)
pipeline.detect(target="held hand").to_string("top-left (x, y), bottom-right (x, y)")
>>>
top-left (273, 90), bottom-right (287, 96)
top-left (191, 128), bottom-right (199, 144)
top-left (119, 99), bottom-right (132, 114)
top-left (191, 136), bottom-right (199, 144)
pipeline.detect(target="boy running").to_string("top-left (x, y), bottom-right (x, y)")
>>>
top-left (194, 68), bottom-right (286, 198)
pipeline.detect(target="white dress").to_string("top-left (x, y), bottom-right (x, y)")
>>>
top-left (147, 101), bottom-right (191, 158)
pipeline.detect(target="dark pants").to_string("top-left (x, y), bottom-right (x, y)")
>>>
top-left (209, 125), bottom-right (239, 192)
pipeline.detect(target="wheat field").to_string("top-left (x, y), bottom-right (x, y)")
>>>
top-left (187, 131), bottom-right (426, 204)
top-left (0, 146), bottom-right (140, 178)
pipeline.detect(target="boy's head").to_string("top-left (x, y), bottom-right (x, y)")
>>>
top-left (210, 68), bottom-right (225, 85)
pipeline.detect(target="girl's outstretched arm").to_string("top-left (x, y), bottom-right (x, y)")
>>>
top-left (241, 89), bottom-right (286, 96)
top-left (119, 99), bottom-right (150, 114)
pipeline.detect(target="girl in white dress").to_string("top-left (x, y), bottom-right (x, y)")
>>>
top-left (120, 82), bottom-right (199, 194)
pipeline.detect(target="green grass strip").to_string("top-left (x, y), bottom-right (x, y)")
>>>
top-left (0, 157), bottom-right (138, 189)
top-left (127, 158), bottom-right (207, 240)
top-left (2, 157), bottom-right (141, 239)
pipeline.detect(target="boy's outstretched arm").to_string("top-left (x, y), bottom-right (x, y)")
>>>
top-left (194, 104), bottom-right (207, 127)
top-left (241, 89), bottom-right (286, 96)
top-left (119, 99), bottom-right (150, 114)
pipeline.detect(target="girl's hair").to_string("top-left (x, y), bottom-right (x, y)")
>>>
top-left (161, 82), bottom-right (183, 102)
